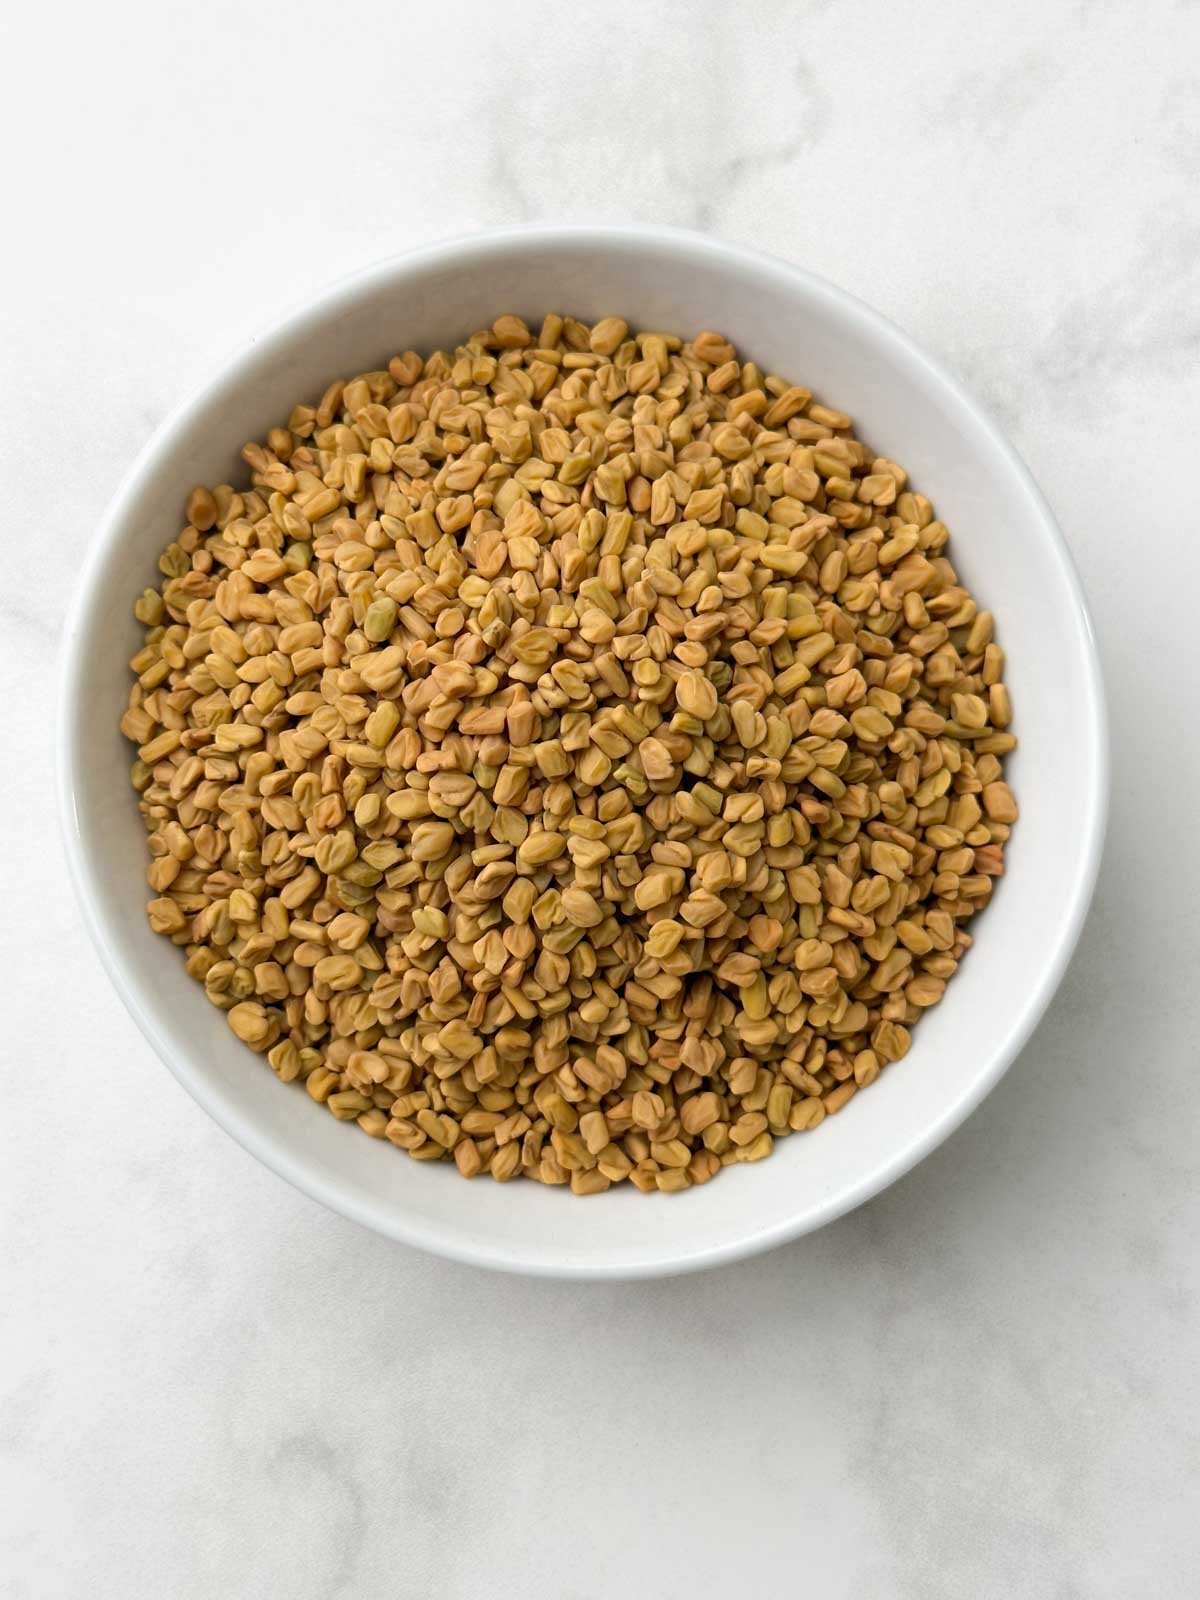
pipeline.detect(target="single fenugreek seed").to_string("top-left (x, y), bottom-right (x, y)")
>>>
top-left (589, 317), bottom-right (629, 356)
top-left (676, 670), bottom-right (718, 720)
top-left (227, 1001), bottom-right (272, 1049)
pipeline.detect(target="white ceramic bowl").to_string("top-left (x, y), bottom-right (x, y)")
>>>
top-left (59, 226), bottom-right (1107, 1278)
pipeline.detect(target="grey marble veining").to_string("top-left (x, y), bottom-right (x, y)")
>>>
top-left (2, 1), bottom-right (1199, 1596)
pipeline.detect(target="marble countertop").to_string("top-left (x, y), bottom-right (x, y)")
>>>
top-left (3, 1), bottom-right (1198, 1595)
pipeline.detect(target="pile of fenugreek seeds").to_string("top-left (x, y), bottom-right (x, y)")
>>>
top-left (122, 313), bottom-right (1017, 1195)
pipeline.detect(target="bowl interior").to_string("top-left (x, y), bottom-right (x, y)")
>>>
top-left (61, 230), bottom-right (1105, 1276)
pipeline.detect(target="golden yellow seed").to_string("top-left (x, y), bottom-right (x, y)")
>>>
top-left (492, 314), bottom-right (532, 349)
top-left (981, 780), bottom-right (1019, 823)
top-left (790, 1097), bottom-right (826, 1132)
top-left (227, 1001), bottom-right (272, 1048)
top-left (589, 317), bottom-right (629, 356)
top-left (187, 485), bottom-right (218, 531)
top-left (823, 1082), bottom-right (857, 1115)
top-left (306, 1067), bottom-right (339, 1104)
top-left (638, 736), bottom-right (675, 781)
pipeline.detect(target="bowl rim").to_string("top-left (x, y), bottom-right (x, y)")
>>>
top-left (57, 223), bottom-right (1110, 1279)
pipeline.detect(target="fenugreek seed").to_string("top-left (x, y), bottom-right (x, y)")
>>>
top-left (492, 313), bottom-right (532, 348)
top-left (489, 1143), bottom-right (521, 1182)
top-left (560, 886), bottom-right (604, 928)
top-left (853, 1050), bottom-right (880, 1088)
top-left (125, 312), bottom-right (1013, 1197)
top-left (455, 1139), bottom-right (482, 1178)
top-left (227, 1001), bottom-right (272, 1048)
top-left (363, 597), bottom-right (397, 642)
top-left (638, 736), bottom-right (675, 781)
top-left (589, 317), bottom-right (629, 356)
top-left (579, 1110), bottom-right (610, 1156)
top-left (597, 1143), bottom-right (633, 1181)
top-left (313, 954), bottom-right (362, 991)
top-left (766, 1083), bottom-right (793, 1131)
top-left (643, 919), bottom-right (684, 959)
top-left (327, 1090), bottom-right (372, 1122)
top-left (410, 821), bottom-right (455, 861)
top-left (850, 706), bottom-right (894, 742)
top-left (133, 588), bottom-right (164, 626)
top-left (906, 975), bottom-right (946, 1007)
top-left (628, 1090), bottom-right (661, 1131)
top-left (676, 670), bottom-right (718, 720)
top-left (572, 1168), bottom-right (612, 1196)
top-left (730, 1112), bottom-right (768, 1146)
top-left (790, 1098), bottom-right (825, 1132)
top-left (306, 1068), bottom-right (339, 1104)
top-left (187, 486), bottom-right (218, 531)
top-left (519, 830), bottom-right (565, 867)
top-left (989, 684), bottom-right (1012, 728)
top-left (412, 907), bottom-right (449, 939)
top-left (981, 781), bottom-right (1019, 823)
top-left (634, 866), bottom-right (683, 911)
top-left (823, 1082), bottom-right (857, 1115)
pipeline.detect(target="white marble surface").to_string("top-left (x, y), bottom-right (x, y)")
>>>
top-left (2, 1), bottom-right (1199, 1594)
